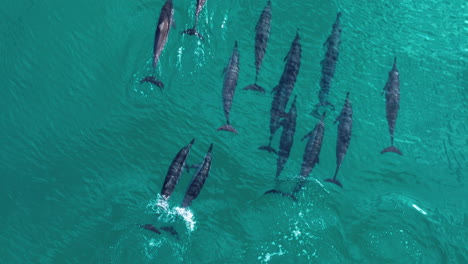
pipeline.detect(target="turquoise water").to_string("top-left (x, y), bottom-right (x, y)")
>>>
top-left (1, 0), bottom-right (467, 263)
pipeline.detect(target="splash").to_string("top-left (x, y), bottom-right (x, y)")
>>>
top-left (146, 195), bottom-right (196, 232)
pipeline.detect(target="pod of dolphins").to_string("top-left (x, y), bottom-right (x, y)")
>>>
top-left (141, 0), bottom-right (404, 234)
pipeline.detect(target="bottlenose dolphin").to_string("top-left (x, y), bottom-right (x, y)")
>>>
top-left (243, 1), bottom-right (272, 93)
top-left (161, 139), bottom-right (195, 199)
top-left (181, 144), bottom-right (213, 208)
top-left (325, 92), bottom-right (352, 188)
top-left (312, 12), bottom-right (342, 117)
top-left (182, 0), bottom-right (207, 39)
top-left (260, 30), bottom-right (301, 153)
top-left (141, 0), bottom-right (174, 89)
top-left (381, 57), bottom-right (403, 155)
top-left (290, 111), bottom-right (326, 196)
top-left (218, 41), bottom-right (240, 134)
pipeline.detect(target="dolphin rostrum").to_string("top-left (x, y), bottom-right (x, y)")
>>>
top-left (181, 144), bottom-right (213, 208)
top-left (381, 57), bottom-right (403, 155)
top-left (312, 12), bottom-right (342, 117)
top-left (243, 1), bottom-right (272, 93)
top-left (259, 30), bottom-right (301, 153)
top-left (161, 139), bottom-right (195, 199)
top-left (182, 0), bottom-right (207, 39)
top-left (141, 0), bottom-right (175, 89)
top-left (218, 41), bottom-right (240, 134)
top-left (325, 92), bottom-right (352, 188)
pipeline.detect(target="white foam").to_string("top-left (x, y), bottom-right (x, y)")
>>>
top-left (175, 206), bottom-right (196, 232)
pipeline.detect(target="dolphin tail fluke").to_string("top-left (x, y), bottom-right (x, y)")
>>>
top-left (311, 105), bottom-right (322, 118)
top-left (264, 189), bottom-right (297, 201)
top-left (140, 224), bottom-right (161, 234)
top-left (324, 178), bottom-right (343, 188)
top-left (243, 84), bottom-right (266, 94)
top-left (380, 146), bottom-right (403, 155)
top-left (217, 124), bottom-right (238, 134)
top-left (258, 145), bottom-right (277, 154)
top-left (140, 76), bottom-right (164, 90)
top-left (181, 27), bottom-right (204, 40)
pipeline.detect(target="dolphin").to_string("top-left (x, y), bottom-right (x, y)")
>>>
top-left (182, 0), bottom-right (207, 39)
top-left (161, 139), bottom-right (195, 199)
top-left (381, 57), bottom-right (403, 155)
top-left (290, 111), bottom-right (327, 196)
top-left (141, 0), bottom-right (174, 89)
top-left (325, 92), bottom-right (352, 188)
top-left (243, 1), bottom-right (272, 93)
top-left (259, 30), bottom-right (301, 153)
top-left (218, 41), bottom-right (240, 134)
top-left (264, 96), bottom-right (298, 199)
top-left (181, 144), bottom-right (213, 208)
top-left (312, 12), bottom-right (342, 117)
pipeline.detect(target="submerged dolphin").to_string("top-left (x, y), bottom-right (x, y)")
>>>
top-left (325, 92), bottom-right (352, 188)
top-left (260, 30), bottom-right (301, 153)
top-left (264, 96), bottom-right (298, 199)
top-left (141, 0), bottom-right (174, 89)
top-left (312, 12), bottom-right (342, 117)
top-left (381, 57), bottom-right (403, 155)
top-left (161, 139), bottom-right (195, 199)
top-left (181, 144), bottom-right (213, 208)
top-left (243, 1), bottom-right (272, 93)
top-left (290, 111), bottom-right (326, 196)
top-left (182, 0), bottom-right (207, 39)
top-left (218, 41), bottom-right (240, 134)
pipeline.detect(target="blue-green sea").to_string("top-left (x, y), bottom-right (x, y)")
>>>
top-left (1, 0), bottom-right (467, 263)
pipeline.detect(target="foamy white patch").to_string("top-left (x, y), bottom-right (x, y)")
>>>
top-left (145, 196), bottom-right (197, 232)
top-left (259, 244), bottom-right (287, 263)
top-left (175, 206), bottom-right (196, 232)
top-left (412, 204), bottom-right (428, 215)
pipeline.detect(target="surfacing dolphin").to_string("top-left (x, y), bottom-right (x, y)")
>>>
top-left (182, 0), bottom-right (207, 40)
top-left (381, 57), bottom-right (403, 155)
top-left (181, 143), bottom-right (213, 208)
top-left (161, 139), bottom-right (195, 200)
top-left (325, 92), bottom-right (352, 188)
top-left (243, 1), bottom-right (272, 93)
top-left (218, 41), bottom-right (240, 134)
top-left (141, 0), bottom-right (175, 89)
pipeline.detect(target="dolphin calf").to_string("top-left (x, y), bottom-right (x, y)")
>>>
top-left (182, 0), bottom-right (207, 39)
top-left (381, 57), bottom-right (403, 155)
top-left (260, 30), bottom-right (301, 153)
top-left (181, 144), bottom-right (213, 208)
top-left (325, 92), bottom-right (352, 188)
top-left (312, 12), bottom-right (342, 117)
top-left (243, 1), bottom-right (272, 93)
top-left (290, 111), bottom-right (326, 196)
top-left (218, 41), bottom-right (240, 134)
top-left (161, 139), bottom-right (195, 199)
top-left (141, 0), bottom-right (174, 89)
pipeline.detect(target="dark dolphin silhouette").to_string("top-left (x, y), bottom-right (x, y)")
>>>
top-left (381, 57), bottom-right (403, 155)
top-left (182, 0), bottom-right (207, 39)
top-left (325, 92), bottom-right (352, 188)
top-left (243, 1), bottom-right (272, 93)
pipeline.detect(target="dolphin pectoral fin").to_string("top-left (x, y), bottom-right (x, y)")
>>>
top-left (315, 156), bottom-right (319, 164)
top-left (264, 189), bottom-right (297, 201)
top-left (301, 132), bottom-right (312, 141)
top-left (380, 146), bottom-right (403, 155)
top-left (171, 17), bottom-right (176, 29)
top-left (271, 85), bottom-right (279, 94)
top-left (259, 146), bottom-right (278, 154)
top-left (334, 115), bottom-right (341, 125)
top-left (222, 67), bottom-right (227, 76)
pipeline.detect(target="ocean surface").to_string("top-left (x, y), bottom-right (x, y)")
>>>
top-left (1, 0), bottom-right (467, 263)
